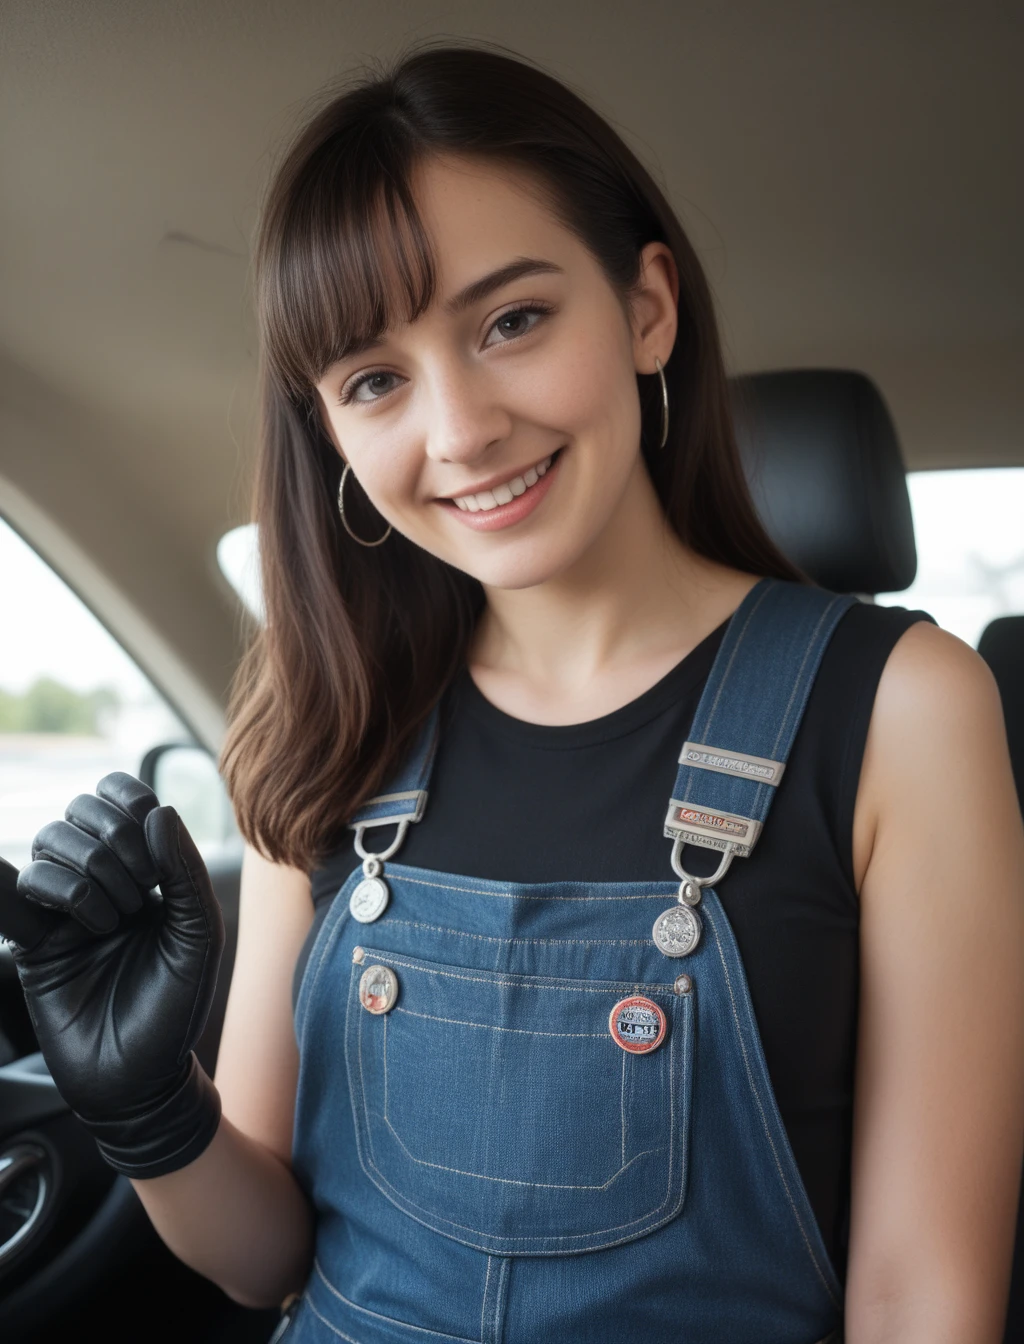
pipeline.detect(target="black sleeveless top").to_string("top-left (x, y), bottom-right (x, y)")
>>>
top-left (299, 599), bottom-right (928, 1280)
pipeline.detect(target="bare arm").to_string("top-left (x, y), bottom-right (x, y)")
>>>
top-left (846, 623), bottom-right (1024, 1342)
top-left (130, 845), bottom-right (316, 1309)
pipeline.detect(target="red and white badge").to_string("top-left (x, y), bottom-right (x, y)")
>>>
top-left (608, 996), bottom-right (667, 1054)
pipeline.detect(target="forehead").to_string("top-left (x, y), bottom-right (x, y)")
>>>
top-left (409, 154), bottom-right (584, 291)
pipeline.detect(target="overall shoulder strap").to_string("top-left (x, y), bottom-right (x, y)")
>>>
top-left (349, 704), bottom-right (442, 838)
top-left (665, 579), bottom-right (856, 883)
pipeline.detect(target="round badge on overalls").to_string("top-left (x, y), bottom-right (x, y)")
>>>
top-left (359, 964), bottom-right (399, 1014)
top-left (652, 903), bottom-right (702, 958)
top-left (608, 996), bottom-right (667, 1054)
top-left (349, 875), bottom-right (390, 923)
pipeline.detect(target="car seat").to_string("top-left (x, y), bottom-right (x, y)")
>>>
top-left (732, 367), bottom-right (1022, 1342)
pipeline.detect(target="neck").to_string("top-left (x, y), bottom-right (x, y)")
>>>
top-left (468, 460), bottom-right (759, 724)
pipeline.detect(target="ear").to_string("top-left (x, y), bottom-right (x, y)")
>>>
top-left (629, 242), bottom-right (680, 375)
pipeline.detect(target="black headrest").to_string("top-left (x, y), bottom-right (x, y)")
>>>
top-left (730, 369), bottom-right (917, 594)
top-left (978, 617), bottom-right (1024, 808)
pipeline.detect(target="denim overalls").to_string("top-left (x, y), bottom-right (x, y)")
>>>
top-left (287, 579), bottom-right (854, 1343)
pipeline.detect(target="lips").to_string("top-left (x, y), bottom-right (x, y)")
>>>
top-left (440, 448), bottom-right (563, 533)
top-left (450, 453), bottom-right (553, 513)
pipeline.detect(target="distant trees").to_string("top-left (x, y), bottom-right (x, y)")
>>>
top-left (0, 679), bottom-right (119, 734)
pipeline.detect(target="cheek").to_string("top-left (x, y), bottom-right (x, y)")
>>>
top-left (519, 322), bottom-right (637, 440)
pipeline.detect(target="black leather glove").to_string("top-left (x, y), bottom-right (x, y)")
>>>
top-left (0, 773), bottom-right (225, 1179)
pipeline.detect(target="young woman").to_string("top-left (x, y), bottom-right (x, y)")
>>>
top-left (3, 42), bottom-right (1023, 1344)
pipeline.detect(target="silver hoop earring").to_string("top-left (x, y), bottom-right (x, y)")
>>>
top-left (654, 356), bottom-right (669, 449)
top-left (338, 462), bottom-right (392, 547)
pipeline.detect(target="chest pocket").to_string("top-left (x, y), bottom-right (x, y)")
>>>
top-left (345, 946), bottom-right (694, 1256)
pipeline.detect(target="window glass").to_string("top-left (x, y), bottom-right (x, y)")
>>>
top-left (877, 468), bottom-right (1024, 646)
top-left (217, 524), bottom-right (263, 622)
top-left (0, 516), bottom-right (189, 868)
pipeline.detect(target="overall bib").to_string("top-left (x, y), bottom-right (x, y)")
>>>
top-left (287, 579), bottom-right (854, 1343)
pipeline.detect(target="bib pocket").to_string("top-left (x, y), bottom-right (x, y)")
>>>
top-left (345, 947), bottom-right (694, 1255)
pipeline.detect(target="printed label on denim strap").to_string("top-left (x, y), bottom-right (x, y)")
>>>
top-left (608, 996), bottom-right (667, 1054)
top-left (678, 742), bottom-right (786, 786)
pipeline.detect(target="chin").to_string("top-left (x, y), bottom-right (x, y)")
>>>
top-left (453, 536), bottom-right (590, 592)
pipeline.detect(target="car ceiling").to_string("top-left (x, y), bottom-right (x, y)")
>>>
top-left (1, 1), bottom-right (1022, 743)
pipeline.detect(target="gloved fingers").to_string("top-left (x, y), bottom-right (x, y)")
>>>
top-left (31, 818), bottom-right (143, 916)
top-left (95, 773), bottom-right (160, 829)
top-left (0, 855), bottom-right (58, 950)
top-left (145, 807), bottom-right (225, 957)
top-left (65, 792), bottom-right (159, 890)
top-left (16, 857), bottom-right (118, 935)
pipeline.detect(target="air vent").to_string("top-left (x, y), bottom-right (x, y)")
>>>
top-left (0, 1142), bottom-right (51, 1267)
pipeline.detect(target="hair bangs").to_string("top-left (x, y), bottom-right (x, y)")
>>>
top-left (257, 121), bottom-right (437, 401)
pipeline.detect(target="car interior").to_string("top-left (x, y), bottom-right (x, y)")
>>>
top-left (1, 5), bottom-right (1022, 1340)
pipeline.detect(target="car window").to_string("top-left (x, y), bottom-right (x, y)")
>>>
top-left (0, 515), bottom-right (201, 868)
top-left (217, 524), bottom-right (264, 622)
top-left (877, 468), bottom-right (1024, 644)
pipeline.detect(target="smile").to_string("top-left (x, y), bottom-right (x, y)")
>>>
top-left (440, 449), bottom-right (563, 533)
top-left (450, 454), bottom-right (554, 512)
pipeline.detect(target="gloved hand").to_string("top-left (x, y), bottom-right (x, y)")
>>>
top-left (0, 773), bottom-right (225, 1179)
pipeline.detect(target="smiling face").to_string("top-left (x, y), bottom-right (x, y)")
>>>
top-left (315, 153), bottom-right (677, 591)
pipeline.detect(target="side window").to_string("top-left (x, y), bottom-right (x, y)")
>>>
top-left (877, 467), bottom-right (1024, 644)
top-left (0, 516), bottom-right (229, 868)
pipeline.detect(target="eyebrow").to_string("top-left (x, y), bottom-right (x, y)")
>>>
top-left (443, 256), bottom-right (564, 315)
top-left (335, 257), bottom-right (565, 366)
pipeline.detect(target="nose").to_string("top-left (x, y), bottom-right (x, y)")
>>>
top-left (421, 359), bottom-right (512, 467)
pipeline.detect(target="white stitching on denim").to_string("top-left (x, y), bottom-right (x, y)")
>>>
top-left (385, 920), bottom-right (652, 947)
top-left (304, 1291), bottom-right (363, 1342)
top-left (297, 869), bottom-right (362, 1043)
top-left (363, 952), bottom-right (671, 997)
top-left (620, 1049), bottom-right (628, 1167)
top-left (358, 1000), bottom-right (689, 1236)
top-left (381, 1113), bottom-right (655, 1190)
top-left (698, 582), bottom-right (771, 742)
top-left (706, 902), bottom-right (841, 1307)
top-left (314, 1260), bottom-right (480, 1342)
top-left (392, 1006), bottom-right (606, 1038)
top-left (494, 1259), bottom-right (509, 1344)
top-left (388, 873), bottom-right (673, 902)
top-left (351, 964), bottom-right (692, 1249)
top-left (481, 1257), bottom-right (492, 1344)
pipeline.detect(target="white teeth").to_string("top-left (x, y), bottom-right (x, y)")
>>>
top-left (450, 454), bottom-right (555, 513)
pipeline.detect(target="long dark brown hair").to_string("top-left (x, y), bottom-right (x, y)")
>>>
top-left (220, 39), bottom-right (802, 871)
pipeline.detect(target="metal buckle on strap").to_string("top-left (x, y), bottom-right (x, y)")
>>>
top-left (678, 741), bottom-right (786, 787)
top-left (354, 788), bottom-right (428, 826)
top-left (663, 799), bottom-right (762, 892)
top-left (663, 800), bottom-right (761, 858)
top-left (352, 820), bottom-right (409, 864)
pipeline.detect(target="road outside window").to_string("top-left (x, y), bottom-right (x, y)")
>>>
top-left (0, 518), bottom-right (202, 868)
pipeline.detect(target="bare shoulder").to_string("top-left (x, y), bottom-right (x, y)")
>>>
top-left (872, 619), bottom-right (1002, 724)
top-left (853, 620), bottom-right (1016, 888)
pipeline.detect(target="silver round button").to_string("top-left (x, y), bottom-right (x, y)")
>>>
top-left (652, 904), bottom-right (702, 958)
top-left (359, 964), bottom-right (399, 1015)
top-left (349, 876), bottom-right (390, 924)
